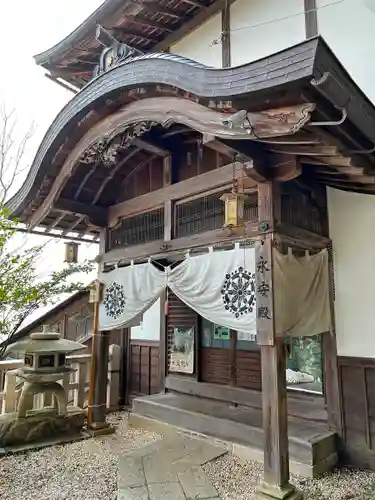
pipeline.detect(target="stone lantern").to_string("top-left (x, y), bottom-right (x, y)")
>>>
top-left (10, 325), bottom-right (86, 417)
top-left (0, 325), bottom-right (87, 449)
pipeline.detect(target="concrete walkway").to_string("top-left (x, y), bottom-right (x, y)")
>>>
top-left (117, 434), bottom-right (227, 500)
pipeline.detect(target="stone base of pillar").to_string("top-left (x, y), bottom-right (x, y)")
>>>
top-left (252, 481), bottom-right (303, 500)
top-left (87, 422), bottom-right (115, 437)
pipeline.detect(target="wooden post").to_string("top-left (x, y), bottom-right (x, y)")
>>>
top-left (87, 228), bottom-right (114, 435)
top-left (107, 344), bottom-right (121, 411)
top-left (89, 328), bottom-right (111, 431)
top-left (119, 327), bottom-right (130, 406)
top-left (158, 289), bottom-right (167, 392)
top-left (253, 182), bottom-right (302, 500)
top-left (323, 247), bottom-right (343, 436)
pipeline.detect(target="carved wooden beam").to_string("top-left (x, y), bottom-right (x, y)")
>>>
top-left (183, 0), bottom-right (206, 8)
top-left (300, 155), bottom-right (370, 172)
top-left (54, 199), bottom-right (108, 225)
top-left (26, 98), bottom-right (313, 229)
top-left (131, 1), bottom-right (182, 19)
top-left (113, 29), bottom-right (159, 44)
top-left (275, 223), bottom-right (330, 249)
top-left (244, 160), bottom-right (269, 183)
top-left (271, 154), bottom-right (301, 182)
top-left (163, 155), bottom-right (172, 186)
top-left (202, 134), bottom-right (290, 183)
top-left (202, 134), bottom-right (245, 159)
top-left (132, 138), bottom-right (170, 157)
top-left (259, 132), bottom-right (321, 145)
top-left (126, 16), bottom-right (174, 32)
top-left (44, 213), bottom-right (67, 233)
top-left (317, 166), bottom-right (365, 176)
top-left (243, 154), bottom-right (301, 183)
top-left (299, 155), bottom-right (351, 167)
top-left (108, 161), bottom-right (253, 227)
top-left (317, 174), bottom-right (375, 185)
top-left (267, 144), bottom-right (338, 156)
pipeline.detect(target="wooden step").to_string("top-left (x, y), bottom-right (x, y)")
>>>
top-left (132, 393), bottom-right (338, 478)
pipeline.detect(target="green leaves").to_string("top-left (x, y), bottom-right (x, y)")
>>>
top-left (0, 205), bottom-right (95, 357)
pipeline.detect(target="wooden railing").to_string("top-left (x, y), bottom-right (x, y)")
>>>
top-left (0, 344), bottom-right (121, 415)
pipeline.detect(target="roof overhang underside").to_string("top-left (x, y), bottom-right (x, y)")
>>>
top-left (8, 37), bottom-right (375, 240)
top-left (34, 0), bottom-right (229, 89)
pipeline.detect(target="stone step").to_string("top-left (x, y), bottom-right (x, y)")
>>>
top-left (131, 393), bottom-right (338, 478)
top-left (117, 434), bottom-right (224, 500)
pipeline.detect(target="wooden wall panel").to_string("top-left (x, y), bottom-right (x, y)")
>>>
top-left (200, 349), bottom-right (261, 390)
top-left (200, 348), bottom-right (231, 385)
top-left (235, 350), bottom-right (262, 390)
top-left (130, 341), bottom-right (160, 396)
top-left (338, 356), bottom-right (375, 469)
top-left (340, 364), bottom-right (367, 447)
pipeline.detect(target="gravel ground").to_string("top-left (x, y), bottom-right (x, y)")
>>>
top-left (2, 415), bottom-right (375, 500)
top-left (204, 454), bottom-right (375, 500)
top-left (0, 412), bottom-right (160, 500)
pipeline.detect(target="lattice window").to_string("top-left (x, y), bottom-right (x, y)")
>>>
top-left (109, 207), bottom-right (164, 249)
top-left (281, 184), bottom-right (323, 235)
top-left (175, 191), bottom-right (258, 238)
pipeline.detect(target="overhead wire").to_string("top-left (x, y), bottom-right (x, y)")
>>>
top-left (210, 0), bottom-right (348, 46)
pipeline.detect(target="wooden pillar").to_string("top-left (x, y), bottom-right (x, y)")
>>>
top-left (120, 327), bottom-right (131, 406)
top-left (221, 0), bottom-right (231, 68)
top-left (253, 182), bottom-right (302, 500)
top-left (91, 330), bottom-right (110, 426)
top-left (323, 247), bottom-right (343, 436)
top-left (158, 289), bottom-right (167, 392)
top-left (88, 228), bottom-right (113, 435)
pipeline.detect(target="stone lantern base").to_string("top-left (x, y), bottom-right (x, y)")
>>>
top-left (0, 406), bottom-right (86, 449)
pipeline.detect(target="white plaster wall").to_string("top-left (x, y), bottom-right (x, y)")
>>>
top-left (317, 0), bottom-right (375, 104)
top-left (328, 187), bottom-right (375, 358)
top-left (131, 298), bottom-right (160, 341)
top-left (170, 13), bottom-right (222, 67)
top-left (230, 0), bottom-right (306, 67)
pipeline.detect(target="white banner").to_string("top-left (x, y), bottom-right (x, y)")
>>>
top-left (168, 247), bottom-right (257, 334)
top-left (98, 247), bottom-right (330, 338)
top-left (99, 247), bottom-right (257, 333)
top-left (99, 261), bottom-right (166, 331)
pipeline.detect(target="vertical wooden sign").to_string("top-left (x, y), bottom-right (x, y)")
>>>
top-left (255, 181), bottom-right (276, 347)
top-left (254, 181), bottom-right (299, 497)
top-left (255, 234), bottom-right (275, 347)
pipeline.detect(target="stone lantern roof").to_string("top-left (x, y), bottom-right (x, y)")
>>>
top-left (8, 325), bottom-right (86, 354)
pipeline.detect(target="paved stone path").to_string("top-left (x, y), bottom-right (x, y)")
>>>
top-left (117, 434), bottom-right (227, 500)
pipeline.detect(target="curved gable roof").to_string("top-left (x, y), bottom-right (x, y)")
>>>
top-left (7, 37), bottom-right (375, 237)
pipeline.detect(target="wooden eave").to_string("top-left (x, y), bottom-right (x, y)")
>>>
top-left (7, 37), bottom-right (375, 238)
top-left (34, 0), bottom-right (229, 89)
top-left (0, 291), bottom-right (88, 347)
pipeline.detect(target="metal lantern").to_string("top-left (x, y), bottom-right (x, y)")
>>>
top-left (220, 191), bottom-right (248, 228)
top-left (64, 242), bottom-right (79, 263)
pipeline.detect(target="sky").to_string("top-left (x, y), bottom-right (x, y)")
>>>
top-left (0, 0), bottom-right (106, 327)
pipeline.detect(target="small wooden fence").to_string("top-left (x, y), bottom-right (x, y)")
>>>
top-left (0, 344), bottom-right (121, 415)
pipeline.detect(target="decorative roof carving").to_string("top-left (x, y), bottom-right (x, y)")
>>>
top-left (79, 120), bottom-right (157, 165)
top-left (92, 25), bottom-right (144, 80)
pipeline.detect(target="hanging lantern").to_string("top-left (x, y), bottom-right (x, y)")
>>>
top-left (220, 156), bottom-right (249, 229)
top-left (89, 279), bottom-right (103, 304)
top-left (64, 242), bottom-right (79, 263)
top-left (220, 191), bottom-right (248, 228)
